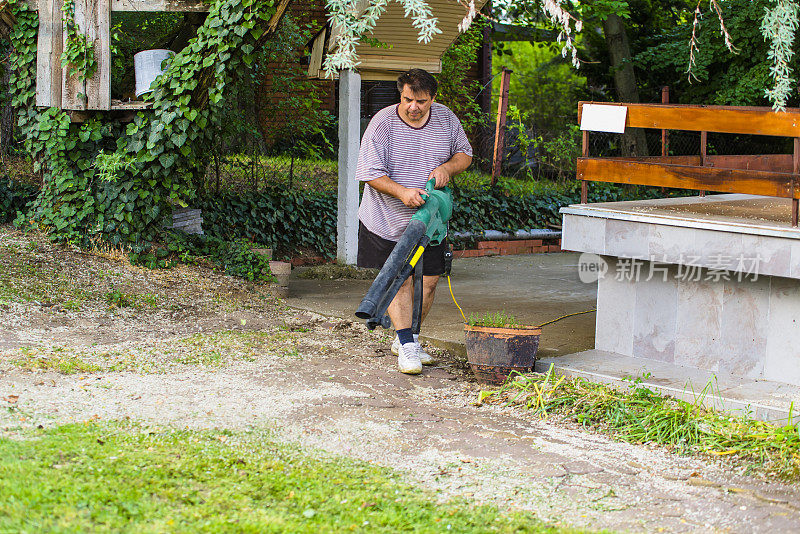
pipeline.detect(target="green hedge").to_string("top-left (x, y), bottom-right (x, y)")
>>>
top-left (198, 187), bottom-right (338, 258)
top-left (3, 174), bottom-right (688, 263)
top-left (197, 182), bottom-right (684, 254)
top-left (450, 181), bottom-right (680, 234)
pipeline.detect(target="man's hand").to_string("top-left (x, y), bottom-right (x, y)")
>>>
top-left (400, 187), bottom-right (427, 208)
top-left (428, 165), bottom-right (451, 188)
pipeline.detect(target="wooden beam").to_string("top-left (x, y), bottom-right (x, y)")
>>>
top-left (794, 139), bottom-right (799, 226)
top-left (660, 86), bottom-right (669, 156)
top-left (27, 0), bottom-right (210, 11)
top-left (605, 155), bottom-right (701, 166)
top-left (578, 101), bottom-right (800, 138)
top-left (0, 1), bottom-right (15, 36)
top-left (62, 0), bottom-right (87, 110)
top-left (267, 0), bottom-right (290, 33)
top-left (603, 154), bottom-right (795, 172)
top-left (581, 129), bottom-right (588, 203)
top-left (491, 67), bottom-right (511, 186)
top-left (307, 28), bottom-right (325, 78)
top-left (699, 130), bottom-right (707, 197)
top-left (577, 158), bottom-right (797, 199)
top-left (110, 99), bottom-right (151, 110)
top-left (60, 0), bottom-right (109, 110)
top-left (356, 57), bottom-right (441, 72)
top-left (89, 0), bottom-right (111, 110)
top-left (707, 154), bottom-right (794, 173)
top-left (35, 0), bottom-right (63, 108)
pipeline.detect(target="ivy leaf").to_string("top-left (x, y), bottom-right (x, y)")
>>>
top-left (159, 154), bottom-right (175, 169)
top-left (172, 132), bottom-right (188, 147)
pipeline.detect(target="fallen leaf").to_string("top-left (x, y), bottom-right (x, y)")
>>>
top-left (5, 395), bottom-right (19, 404)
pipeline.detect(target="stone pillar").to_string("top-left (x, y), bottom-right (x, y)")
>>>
top-left (337, 69), bottom-right (361, 264)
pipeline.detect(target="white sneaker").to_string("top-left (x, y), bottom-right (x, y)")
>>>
top-left (392, 334), bottom-right (435, 365)
top-left (397, 342), bottom-right (423, 374)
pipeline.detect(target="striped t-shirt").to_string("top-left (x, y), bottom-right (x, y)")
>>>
top-left (356, 102), bottom-right (473, 241)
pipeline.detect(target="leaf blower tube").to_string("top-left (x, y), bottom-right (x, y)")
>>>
top-left (356, 179), bottom-right (452, 331)
top-left (355, 219), bottom-right (429, 329)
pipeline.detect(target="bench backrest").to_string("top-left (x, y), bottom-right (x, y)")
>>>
top-left (576, 102), bottom-right (800, 225)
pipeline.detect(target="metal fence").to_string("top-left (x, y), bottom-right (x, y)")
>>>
top-left (3, 74), bottom-right (794, 195)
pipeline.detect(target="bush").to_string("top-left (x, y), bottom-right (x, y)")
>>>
top-left (0, 177), bottom-right (38, 224)
top-left (129, 232), bottom-right (275, 282)
top-left (198, 186), bottom-right (337, 258)
top-left (450, 181), bottom-right (686, 233)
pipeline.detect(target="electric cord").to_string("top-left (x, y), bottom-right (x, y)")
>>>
top-left (446, 274), bottom-right (596, 328)
top-left (534, 308), bottom-right (596, 329)
top-left (447, 275), bottom-right (467, 324)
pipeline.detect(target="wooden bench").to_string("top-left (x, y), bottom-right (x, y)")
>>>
top-left (577, 102), bottom-right (800, 226)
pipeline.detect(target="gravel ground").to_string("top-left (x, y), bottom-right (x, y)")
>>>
top-left (2, 226), bottom-right (799, 533)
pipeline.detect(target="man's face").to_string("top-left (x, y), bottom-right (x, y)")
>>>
top-left (398, 85), bottom-right (433, 125)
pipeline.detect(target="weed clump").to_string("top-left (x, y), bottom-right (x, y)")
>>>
top-left (480, 366), bottom-right (800, 479)
top-left (467, 311), bottom-right (520, 328)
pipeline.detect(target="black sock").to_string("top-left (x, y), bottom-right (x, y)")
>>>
top-left (396, 328), bottom-right (414, 345)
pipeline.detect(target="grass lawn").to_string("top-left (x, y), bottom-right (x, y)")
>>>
top-left (0, 422), bottom-right (570, 533)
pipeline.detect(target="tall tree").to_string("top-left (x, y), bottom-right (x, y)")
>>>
top-left (602, 12), bottom-right (647, 155)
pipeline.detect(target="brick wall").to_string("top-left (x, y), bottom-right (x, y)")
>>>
top-left (257, 0), bottom-right (334, 146)
top-left (453, 239), bottom-right (563, 258)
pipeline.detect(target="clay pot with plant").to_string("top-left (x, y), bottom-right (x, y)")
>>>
top-left (464, 311), bottom-right (541, 385)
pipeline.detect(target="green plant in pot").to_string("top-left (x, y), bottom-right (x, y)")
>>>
top-left (464, 311), bottom-right (541, 385)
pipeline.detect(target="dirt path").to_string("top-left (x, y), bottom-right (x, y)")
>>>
top-left (1, 228), bottom-right (799, 533)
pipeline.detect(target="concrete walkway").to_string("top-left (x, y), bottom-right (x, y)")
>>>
top-left (288, 252), bottom-right (800, 422)
top-left (287, 252), bottom-right (598, 358)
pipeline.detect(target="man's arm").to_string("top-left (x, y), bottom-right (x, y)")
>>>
top-left (366, 175), bottom-right (428, 208)
top-left (428, 152), bottom-right (472, 188)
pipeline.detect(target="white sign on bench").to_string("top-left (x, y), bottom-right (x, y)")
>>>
top-left (580, 104), bottom-right (628, 134)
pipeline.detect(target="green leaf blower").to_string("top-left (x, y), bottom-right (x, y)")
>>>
top-left (355, 178), bottom-right (453, 332)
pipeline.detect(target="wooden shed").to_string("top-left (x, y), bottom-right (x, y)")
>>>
top-left (307, 0), bottom-right (489, 81)
top-left (21, 0), bottom-right (289, 116)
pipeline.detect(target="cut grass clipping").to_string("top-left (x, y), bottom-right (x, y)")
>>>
top-left (479, 366), bottom-right (800, 479)
top-left (0, 422), bottom-right (569, 533)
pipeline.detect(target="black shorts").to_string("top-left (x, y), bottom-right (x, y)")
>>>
top-left (357, 221), bottom-right (446, 276)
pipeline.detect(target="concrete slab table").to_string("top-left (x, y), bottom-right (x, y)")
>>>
top-left (559, 193), bottom-right (800, 421)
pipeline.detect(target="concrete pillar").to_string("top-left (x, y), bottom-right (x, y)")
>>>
top-left (337, 69), bottom-right (361, 265)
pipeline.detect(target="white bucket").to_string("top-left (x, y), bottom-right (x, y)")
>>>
top-left (134, 49), bottom-right (175, 98)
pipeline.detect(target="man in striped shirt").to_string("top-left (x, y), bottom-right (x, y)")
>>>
top-left (356, 68), bottom-right (473, 375)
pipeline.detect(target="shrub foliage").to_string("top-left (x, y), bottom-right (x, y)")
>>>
top-left (5, 0), bottom-right (278, 278)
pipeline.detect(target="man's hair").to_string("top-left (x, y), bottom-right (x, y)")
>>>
top-left (397, 68), bottom-right (438, 98)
